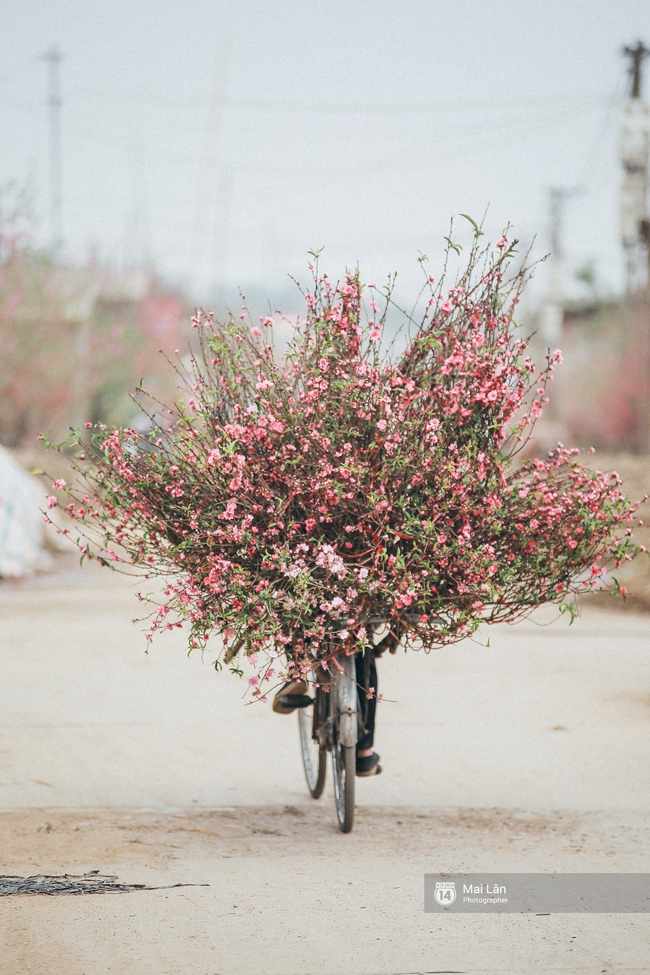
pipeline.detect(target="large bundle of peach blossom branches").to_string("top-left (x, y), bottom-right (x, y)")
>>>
top-left (46, 230), bottom-right (645, 693)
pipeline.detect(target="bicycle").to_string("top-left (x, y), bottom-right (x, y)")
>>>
top-left (297, 652), bottom-right (358, 833)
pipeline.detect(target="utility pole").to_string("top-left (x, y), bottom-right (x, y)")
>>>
top-left (40, 46), bottom-right (63, 258)
top-left (621, 41), bottom-right (650, 454)
top-left (188, 47), bottom-right (230, 302)
top-left (624, 40), bottom-right (650, 100)
top-left (540, 187), bottom-right (578, 346)
top-left (621, 40), bottom-right (650, 293)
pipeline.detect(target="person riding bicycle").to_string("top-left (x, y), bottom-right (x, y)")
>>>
top-left (272, 643), bottom-right (383, 777)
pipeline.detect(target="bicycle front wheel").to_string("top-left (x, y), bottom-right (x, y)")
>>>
top-left (330, 653), bottom-right (357, 833)
top-left (331, 740), bottom-right (355, 833)
top-left (298, 689), bottom-right (327, 799)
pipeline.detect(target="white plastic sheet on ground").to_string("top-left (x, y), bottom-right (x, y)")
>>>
top-left (0, 445), bottom-right (48, 578)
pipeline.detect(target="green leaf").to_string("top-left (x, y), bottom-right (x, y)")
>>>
top-left (610, 576), bottom-right (627, 601)
top-left (443, 235), bottom-right (462, 255)
top-left (460, 213), bottom-right (484, 237)
top-left (559, 600), bottom-right (577, 624)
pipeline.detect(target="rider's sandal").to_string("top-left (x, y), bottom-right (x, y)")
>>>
top-left (272, 680), bottom-right (312, 714)
top-left (356, 752), bottom-right (382, 777)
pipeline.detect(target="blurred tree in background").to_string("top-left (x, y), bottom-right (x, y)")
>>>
top-left (558, 295), bottom-right (650, 454)
top-left (0, 189), bottom-right (72, 445)
top-left (0, 186), bottom-right (188, 447)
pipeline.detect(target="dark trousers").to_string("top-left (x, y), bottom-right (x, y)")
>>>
top-left (355, 651), bottom-right (377, 751)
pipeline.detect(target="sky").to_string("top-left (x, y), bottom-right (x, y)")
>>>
top-left (2, 0), bottom-right (650, 307)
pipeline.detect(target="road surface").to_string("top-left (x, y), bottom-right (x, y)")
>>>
top-left (1, 556), bottom-right (649, 974)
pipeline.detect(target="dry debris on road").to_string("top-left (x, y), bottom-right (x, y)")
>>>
top-left (0, 870), bottom-right (207, 897)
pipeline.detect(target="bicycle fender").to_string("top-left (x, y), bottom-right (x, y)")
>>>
top-left (338, 653), bottom-right (358, 747)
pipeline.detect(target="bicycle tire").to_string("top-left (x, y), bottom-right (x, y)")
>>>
top-left (330, 654), bottom-right (357, 832)
top-left (298, 689), bottom-right (327, 798)
top-left (331, 740), bottom-right (355, 833)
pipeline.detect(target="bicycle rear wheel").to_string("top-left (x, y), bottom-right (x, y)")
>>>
top-left (298, 686), bottom-right (327, 799)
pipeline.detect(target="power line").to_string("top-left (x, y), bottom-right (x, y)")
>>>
top-left (40, 87), bottom-right (615, 115)
top-left (0, 63), bottom-right (39, 89)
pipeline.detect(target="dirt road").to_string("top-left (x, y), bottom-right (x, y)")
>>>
top-left (1, 557), bottom-right (650, 974)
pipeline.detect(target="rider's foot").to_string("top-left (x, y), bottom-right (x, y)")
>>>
top-left (356, 751), bottom-right (382, 777)
top-left (272, 680), bottom-right (311, 714)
